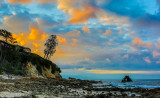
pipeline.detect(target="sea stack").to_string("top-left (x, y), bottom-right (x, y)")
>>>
top-left (121, 75), bottom-right (133, 83)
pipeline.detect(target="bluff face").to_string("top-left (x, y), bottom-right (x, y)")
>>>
top-left (0, 46), bottom-right (61, 79)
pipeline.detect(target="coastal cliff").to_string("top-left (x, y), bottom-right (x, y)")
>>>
top-left (0, 49), bottom-right (61, 79)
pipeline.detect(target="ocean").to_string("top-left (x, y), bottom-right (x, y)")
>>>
top-left (96, 79), bottom-right (160, 89)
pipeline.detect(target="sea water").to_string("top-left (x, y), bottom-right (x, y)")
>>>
top-left (96, 79), bottom-right (160, 89)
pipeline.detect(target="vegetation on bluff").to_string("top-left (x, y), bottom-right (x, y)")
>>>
top-left (0, 49), bottom-right (61, 76)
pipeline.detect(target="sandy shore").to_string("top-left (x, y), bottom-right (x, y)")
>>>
top-left (0, 76), bottom-right (160, 98)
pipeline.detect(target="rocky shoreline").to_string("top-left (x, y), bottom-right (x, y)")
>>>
top-left (0, 77), bottom-right (160, 98)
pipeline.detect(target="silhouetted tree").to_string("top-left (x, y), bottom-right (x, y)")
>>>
top-left (0, 29), bottom-right (15, 43)
top-left (9, 37), bottom-right (17, 44)
top-left (44, 35), bottom-right (58, 60)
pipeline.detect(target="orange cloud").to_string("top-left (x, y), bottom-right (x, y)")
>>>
top-left (32, 43), bottom-right (41, 48)
top-left (72, 38), bottom-right (78, 46)
top-left (55, 49), bottom-right (67, 56)
top-left (84, 57), bottom-right (89, 61)
top-left (153, 50), bottom-right (159, 58)
top-left (144, 58), bottom-right (151, 64)
top-left (28, 22), bottom-right (48, 41)
top-left (82, 25), bottom-right (90, 33)
top-left (36, 0), bottom-right (56, 3)
top-left (12, 33), bottom-right (27, 46)
top-left (8, 0), bottom-right (32, 4)
top-left (69, 5), bottom-right (96, 24)
top-left (102, 30), bottom-right (112, 36)
top-left (12, 22), bottom-right (49, 57)
top-left (57, 36), bottom-right (67, 45)
top-left (133, 37), bottom-right (153, 48)
top-left (85, 69), bottom-right (160, 74)
top-left (33, 49), bottom-right (39, 54)
top-left (119, 30), bottom-right (123, 35)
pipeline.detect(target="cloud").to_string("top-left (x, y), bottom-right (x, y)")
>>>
top-left (36, 0), bottom-right (56, 3)
top-left (153, 50), bottom-right (159, 58)
top-left (57, 36), bottom-right (67, 45)
top-left (102, 30), bottom-right (112, 36)
top-left (72, 38), bottom-right (78, 46)
top-left (156, 61), bottom-right (160, 64)
top-left (1, 12), bottom-right (32, 33)
top-left (57, 0), bottom-right (77, 14)
top-left (133, 37), bottom-right (153, 48)
top-left (82, 25), bottom-right (90, 33)
top-left (86, 69), bottom-right (160, 74)
top-left (55, 49), bottom-right (67, 56)
top-left (144, 58), bottom-right (151, 64)
top-left (119, 30), bottom-right (123, 35)
top-left (27, 22), bottom-right (48, 41)
top-left (12, 33), bottom-right (27, 46)
top-left (84, 57), bottom-right (90, 61)
top-left (105, 58), bottom-right (111, 62)
top-left (69, 5), bottom-right (96, 24)
top-left (123, 54), bottom-right (129, 58)
top-left (7, 0), bottom-right (32, 4)
top-left (156, 40), bottom-right (160, 49)
top-left (32, 42), bottom-right (41, 48)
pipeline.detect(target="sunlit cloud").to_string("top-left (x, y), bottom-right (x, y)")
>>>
top-left (144, 58), bottom-right (151, 64)
top-left (72, 38), bottom-right (78, 46)
top-left (57, 36), bottom-right (67, 45)
top-left (82, 25), bottom-right (90, 33)
top-left (102, 30), bottom-right (112, 36)
top-left (133, 37), bottom-right (153, 48)
top-left (119, 30), bottom-right (123, 35)
top-left (84, 57), bottom-right (90, 61)
top-left (85, 69), bottom-right (160, 74)
top-left (69, 5), bottom-right (96, 24)
top-left (153, 50), bottom-right (159, 58)
top-left (28, 22), bottom-right (48, 41)
top-left (7, 0), bottom-right (32, 4)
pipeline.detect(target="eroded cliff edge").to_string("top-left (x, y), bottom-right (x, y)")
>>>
top-left (0, 49), bottom-right (61, 79)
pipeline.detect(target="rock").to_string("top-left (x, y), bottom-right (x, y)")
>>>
top-left (42, 65), bottom-right (56, 79)
top-left (121, 75), bottom-right (132, 83)
top-left (54, 71), bottom-right (62, 79)
top-left (26, 62), bottom-right (38, 78)
top-left (68, 77), bottom-right (76, 80)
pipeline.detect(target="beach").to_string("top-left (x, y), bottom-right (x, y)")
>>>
top-left (0, 76), bottom-right (160, 98)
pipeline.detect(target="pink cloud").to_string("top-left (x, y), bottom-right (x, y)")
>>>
top-left (133, 37), bottom-right (153, 48)
top-left (144, 58), bottom-right (151, 64)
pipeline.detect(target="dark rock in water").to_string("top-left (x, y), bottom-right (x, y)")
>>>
top-left (68, 77), bottom-right (76, 80)
top-left (121, 75), bottom-right (132, 83)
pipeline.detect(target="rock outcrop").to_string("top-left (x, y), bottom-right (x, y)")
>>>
top-left (26, 62), bottom-right (38, 78)
top-left (26, 62), bottom-right (61, 79)
top-left (121, 75), bottom-right (132, 83)
top-left (42, 66), bottom-right (56, 79)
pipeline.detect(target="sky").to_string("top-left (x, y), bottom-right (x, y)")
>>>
top-left (0, 0), bottom-right (160, 79)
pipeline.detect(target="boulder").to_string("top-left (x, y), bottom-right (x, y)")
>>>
top-left (121, 75), bottom-right (132, 83)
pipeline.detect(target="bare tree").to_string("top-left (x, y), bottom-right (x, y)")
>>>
top-left (44, 35), bottom-right (58, 60)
